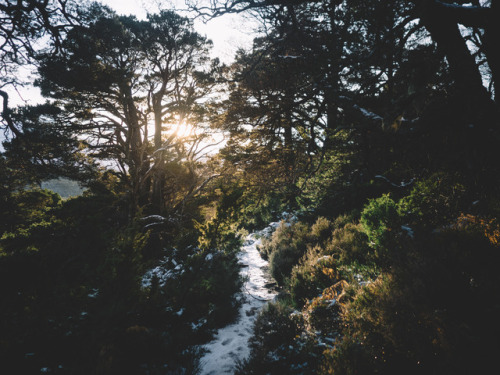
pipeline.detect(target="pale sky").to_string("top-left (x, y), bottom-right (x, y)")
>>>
top-left (8, 0), bottom-right (254, 108)
top-left (100, 0), bottom-right (254, 63)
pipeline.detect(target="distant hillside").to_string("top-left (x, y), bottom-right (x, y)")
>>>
top-left (41, 178), bottom-right (85, 199)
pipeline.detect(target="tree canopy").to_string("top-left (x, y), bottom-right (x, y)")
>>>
top-left (35, 5), bottom-right (223, 213)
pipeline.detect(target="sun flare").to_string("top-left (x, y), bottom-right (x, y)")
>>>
top-left (172, 121), bottom-right (194, 139)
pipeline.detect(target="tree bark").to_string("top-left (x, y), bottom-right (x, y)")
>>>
top-left (481, 0), bottom-right (500, 108)
top-left (151, 91), bottom-right (166, 214)
top-left (0, 89), bottom-right (22, 137)
top-left (122, 85), bottom-right (144, 214)
top-left (416, 0), bottom-right (498, 124)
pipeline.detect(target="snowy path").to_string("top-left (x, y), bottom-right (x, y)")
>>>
top-left (199, 224), bottom-right (279, 375)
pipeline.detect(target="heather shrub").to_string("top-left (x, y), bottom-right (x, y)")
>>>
top-left (310, 216), bottom-right (334, 246)
top-left (302, 280), bottom-right (348, 336)
top-left (262, 220), bottom-right (309, 284)
top-left (262, 217), bottom-right (339, 286)
top-left (397, 173), bottom-right (468, 230)
top-left (289, 246), bottom-right (339, 307)
top-left (328, 222), bottom-right (372, 272)
top-left (326, 223), bottom-right (500, 375)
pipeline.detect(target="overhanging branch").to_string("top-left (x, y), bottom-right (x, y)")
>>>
top-left (0, 89), bottom-right (21, 137)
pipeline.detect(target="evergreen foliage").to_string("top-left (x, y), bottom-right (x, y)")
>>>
top-left (2, 0), bottom-right (500, 373)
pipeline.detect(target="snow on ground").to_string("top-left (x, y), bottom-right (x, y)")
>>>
top-left (199, 224), bottom-right (279, 375)
top-left (141, 253), bottom-right (184, 289)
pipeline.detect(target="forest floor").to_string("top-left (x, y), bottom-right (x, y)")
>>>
top-left (199, 223), bottom-right (279, 374)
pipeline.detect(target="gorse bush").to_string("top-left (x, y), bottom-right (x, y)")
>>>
top-left (259, 215), bottom-right (373, 307)
top-left (288, 219), bottom-right (374, 303)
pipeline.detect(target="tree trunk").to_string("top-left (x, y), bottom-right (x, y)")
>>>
top-left (151, 96), bottom-right (165, 214)
top-left (417, 0), bottom-right (498, 124)
top-left (482, 0), bottom-right (500, 108)
top-left (122, 86), bottom-right (144, 216)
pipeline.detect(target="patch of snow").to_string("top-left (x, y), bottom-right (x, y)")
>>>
top-left (375, 174), bottom-right (415, 188)
top-left (437, 1), bottom-right (476, 10)
top-left (199, 223), bottom-right (278, 375)
top-left (176, 308), bottom-right (184, 316)
top-left (269, 221), bottom-right (280, 229)
top-left (354, 105), bottom-right (384, 121)
top-left (192, 318), bottom-right (207, 331)
top-left (142, 215), bottom-right (167, 222)
top-left (281, 211), bottom-right (298, 222)
top-left (472, 200), bottom-right (480, 205)
top-left (141, 215), bottom-right (178, 229)
top-left (267, 351), bottom-right (281, 362)
top-left (323, 336), bottom-right (336, 344)
top-left (401, 225), bottom-right (414, 238)
top-left (144, 222), bottom-right (164, 229)
top-left (291, 362), bottom-right (309, 370)
top-left (87, 288), bottom-right (99, 298)
top-left (316, 255), bottom-right (331, 264)
top-left (40, 368), bottom-right (50, 373)
top-left (141, 257), bottom-right (183, 289)
top-left (243, 238), bottom-right (255, 246)
top-left (205, 253), bottom-right (213, 261)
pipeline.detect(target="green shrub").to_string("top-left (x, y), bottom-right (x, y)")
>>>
top-left (328, 222), bottom-right (371, 269)
top-left (237, 301), bottom-right (322, 375)
top-left (289, 246), bottom-right (339, 307)
top-left (329, 223), bottom-right (500, 375)
top-left (264, 221), bottom-right (309, 284)
top-left (310, 216), bottom-right (334, 246)
top-left (168, 247), bottom-right (242, 327)
top-left (0, 188), bottom-right (61, 235)
top-left (269, 244), bottom-right (303, 286)
top-left (361, 194), bottom-right (400, 249)
top-left (320, 337), bottom-right (373, 375)
top-left (359, 194), bottom-right (411, 270)
top-left (262, 218), bottom-right (337, 286)
top-left (397, 173), bottom-right (468, 230)
top-left (238, 192), bottom-right (283, 231)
